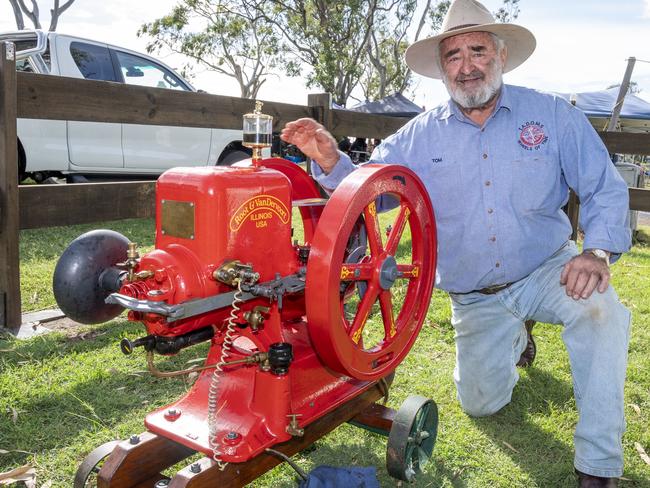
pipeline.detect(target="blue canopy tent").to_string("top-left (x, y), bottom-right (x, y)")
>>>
top-left (555, 87), bottom-right (650, 133)
top-left (349, 93), bottom-right (424, 118)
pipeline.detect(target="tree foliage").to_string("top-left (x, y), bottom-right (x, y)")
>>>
top-left (139, 0), bottom-right (284, 99)
top-left (8, 0), bottom-right (76, 31)
top-left (248, 0), bottom-right (394, 106)
top-left (139, 0), bottom-right (522, 105)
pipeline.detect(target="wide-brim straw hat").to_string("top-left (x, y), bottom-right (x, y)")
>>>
top-left (405, 0), bottom-right (536, 79)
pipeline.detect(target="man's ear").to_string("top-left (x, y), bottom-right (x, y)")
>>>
top-left (500, 44), bottom-right (508, 67)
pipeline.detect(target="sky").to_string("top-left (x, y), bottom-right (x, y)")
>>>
top-left (0, 0), bottom-right (648, 110)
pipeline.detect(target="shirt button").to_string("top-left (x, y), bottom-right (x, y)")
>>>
top-left (485, 180), bottom-right (491, 186)
top-left (487, 208), bottom-right (494, 214)
top-left (482, 153), bottom-right (488, 159)
top-left (495, 262), bottom-right (501, 268)
top-left (490, 236), bottom-right (496, 242)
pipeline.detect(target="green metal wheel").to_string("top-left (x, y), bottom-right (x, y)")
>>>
top-left (386, 395), bottom-right (438, 482)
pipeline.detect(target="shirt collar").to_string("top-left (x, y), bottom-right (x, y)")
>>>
top-left (440, 83), bottom-right (513, 121)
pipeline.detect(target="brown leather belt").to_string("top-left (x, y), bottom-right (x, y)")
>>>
top-left (455, 282), bottom-right (514, 295)
top-left (475, 282), bottom-right (514, 294)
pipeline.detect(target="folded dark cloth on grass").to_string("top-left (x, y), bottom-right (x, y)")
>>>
top-left (299, 465), bottom-right (380, 488)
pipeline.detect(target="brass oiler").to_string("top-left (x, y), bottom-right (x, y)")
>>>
top-left (242, 100), bottom-right (273, 166)
top-left (123, 242), bottom-right (139, 281)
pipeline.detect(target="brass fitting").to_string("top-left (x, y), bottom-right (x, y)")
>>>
top-left (120, 242), bottom-right (140, 281)
top-left (220, 352), bottom-right (269, 367)
top-left (213, 260), bottom-right (260, 286)
top-left (286, 414), bottom-right (304, 437)
top-left (243, 306), bottom-right (270, 331)
top-left (134, 270), bottom-right (155, 280)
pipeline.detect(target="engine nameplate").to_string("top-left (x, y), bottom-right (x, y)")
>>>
top-left (161, 199), bottom-right (195, 239)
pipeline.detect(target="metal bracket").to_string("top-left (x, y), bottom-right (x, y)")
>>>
top-left (105, 269), bottom-right (306, 323)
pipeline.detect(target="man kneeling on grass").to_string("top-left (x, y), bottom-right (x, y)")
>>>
top-left (281, 0), bottom-right (631, 486)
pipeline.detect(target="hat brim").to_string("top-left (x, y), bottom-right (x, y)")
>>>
top-left (405, 23), bottom-right (536, 79)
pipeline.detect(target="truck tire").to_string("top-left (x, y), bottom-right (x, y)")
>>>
top-left (17, 139), bottom-right (26, 183)
top-left (218, 149), bottom-right (251, 166)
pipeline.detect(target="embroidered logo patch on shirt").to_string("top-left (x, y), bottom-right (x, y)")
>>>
top-left (518, 121), bottom-right (548, 151)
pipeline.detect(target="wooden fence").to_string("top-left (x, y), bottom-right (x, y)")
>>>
top-left (1, 40), bottom-right (650, 332)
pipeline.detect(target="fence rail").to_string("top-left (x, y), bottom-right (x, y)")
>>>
top-left (2, 40), bottom-right (650, 331)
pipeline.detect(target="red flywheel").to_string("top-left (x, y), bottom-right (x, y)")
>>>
top-left (306, 164), bottom-right (437, 380)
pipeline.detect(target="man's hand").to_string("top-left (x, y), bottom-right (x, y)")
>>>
top-left (280, 118), bottom-right (340, 174)
top-left (559, 252), bottom-right (610, 300)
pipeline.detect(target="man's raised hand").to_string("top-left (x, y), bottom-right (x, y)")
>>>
top-left (280, 118), bottom-right (340, 174)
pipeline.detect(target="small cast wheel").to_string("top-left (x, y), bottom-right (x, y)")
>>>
top-left (386, 395), bottom-right (438, 482)
top-left (73, 440), bottom-right (120, 488)
top-left (306, 164), bottom-right (437, 380)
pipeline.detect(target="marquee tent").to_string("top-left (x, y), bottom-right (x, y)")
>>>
top-left (555, 87), bottom-right (650, 133)
top-left (349, 93), bottom-right (424, 118)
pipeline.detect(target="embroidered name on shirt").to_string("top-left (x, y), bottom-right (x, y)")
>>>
top-left (518, 121), bottom-right (548, 151)
top-left (431, 157), bottom-right (443, 163)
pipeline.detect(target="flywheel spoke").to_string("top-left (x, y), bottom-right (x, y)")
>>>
top-left (379, 290), bottom-right (396, 339)
top-left (385, 204), bottom-right (410, 256)
top-left (339, 262), bottom-right (374, 281)
top-left (397, 263), bottom-right (420, 280)
top-left (348, 282), bottom-right (379, 344)
top-left (363, 201), bottom-right (384, 256)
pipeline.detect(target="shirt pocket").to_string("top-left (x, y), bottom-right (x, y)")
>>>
top-left (426, 162), bottom-right (463, 221)
top-left (508, 156), bottom-right (559, 212)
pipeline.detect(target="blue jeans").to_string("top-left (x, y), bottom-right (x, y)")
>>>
top-left (449, 241), bottom-right (631, 478)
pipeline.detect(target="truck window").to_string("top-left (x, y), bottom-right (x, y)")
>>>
top-left (70, 42), bottom-right (117, 82)
top-left (13, 38), bottom-right (50, 71)
top-left (16, 58), bottom-right (35, 72)
top-left (113, 50), bottom-right (190, 91)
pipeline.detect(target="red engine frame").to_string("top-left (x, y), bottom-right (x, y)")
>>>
top-left (114, 157), bottom-right (435, 463)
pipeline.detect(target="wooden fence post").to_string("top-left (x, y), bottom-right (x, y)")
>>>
top-left (0, 41), bottom-right (21, 332)
top-left (308, 93), bottom-right (332, 132)
top-left (566, 190), bottom-right (580, 241)
top-left (306, 93), bottom-right (333, 180)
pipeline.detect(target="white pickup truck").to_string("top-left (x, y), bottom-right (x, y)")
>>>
top-left (1, 30), bottom-right (251, 183)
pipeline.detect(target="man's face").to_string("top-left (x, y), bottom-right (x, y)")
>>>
top-left (439, 31), bottom-right (507, 109)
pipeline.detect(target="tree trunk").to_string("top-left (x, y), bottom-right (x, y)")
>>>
top-left (9, 0), bottom-right (25, 30)
top-left (49, 0), bottom-right (76, 31)
top-left (16, 0), bottom-right (41, 29)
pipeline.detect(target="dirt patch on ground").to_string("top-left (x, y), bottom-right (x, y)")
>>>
top-left (16, 311), bottom-right (119, 341)
top-left (43, 316), bottom-right (86, 335)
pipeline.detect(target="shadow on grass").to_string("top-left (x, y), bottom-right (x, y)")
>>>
top-left (0, 320), bottom-right (141, 368)
top-left (293, 435), bottom-right (468, 488)
top-left (470, 367), bottom-right (581, 487)
top-left (0, 321), bottom-right (204, 472)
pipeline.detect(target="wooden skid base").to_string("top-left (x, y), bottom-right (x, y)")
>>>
top-left (98, 382), bottom-right (395, 487)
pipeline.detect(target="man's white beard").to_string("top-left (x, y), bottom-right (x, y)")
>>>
top-left (443, 58), bottom-right (504, 109)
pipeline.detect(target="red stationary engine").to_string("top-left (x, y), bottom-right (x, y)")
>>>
top-left (54, 157), bottom-right (437, 483)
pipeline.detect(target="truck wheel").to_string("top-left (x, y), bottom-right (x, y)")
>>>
top-left (218, 150), bottom-right (251, 166)
top-left (17, 140), bottom-right (26, 183)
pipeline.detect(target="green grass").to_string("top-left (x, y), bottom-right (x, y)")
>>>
top-left (1, 218), bottom-right (650, 487)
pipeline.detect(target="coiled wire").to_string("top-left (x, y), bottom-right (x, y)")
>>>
top-left (207, 279), bottom-right (244, 470)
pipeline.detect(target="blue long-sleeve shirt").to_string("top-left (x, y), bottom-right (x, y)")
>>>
top-left (311, 84), bottom-right (631, 293)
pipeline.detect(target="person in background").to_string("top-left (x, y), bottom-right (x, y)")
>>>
top-left (280, 0), bottom-right (631, 486)
top-left (350, 137), bottom-right (367, 153)
top-left (337, 137), bottom-right (351, 154)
